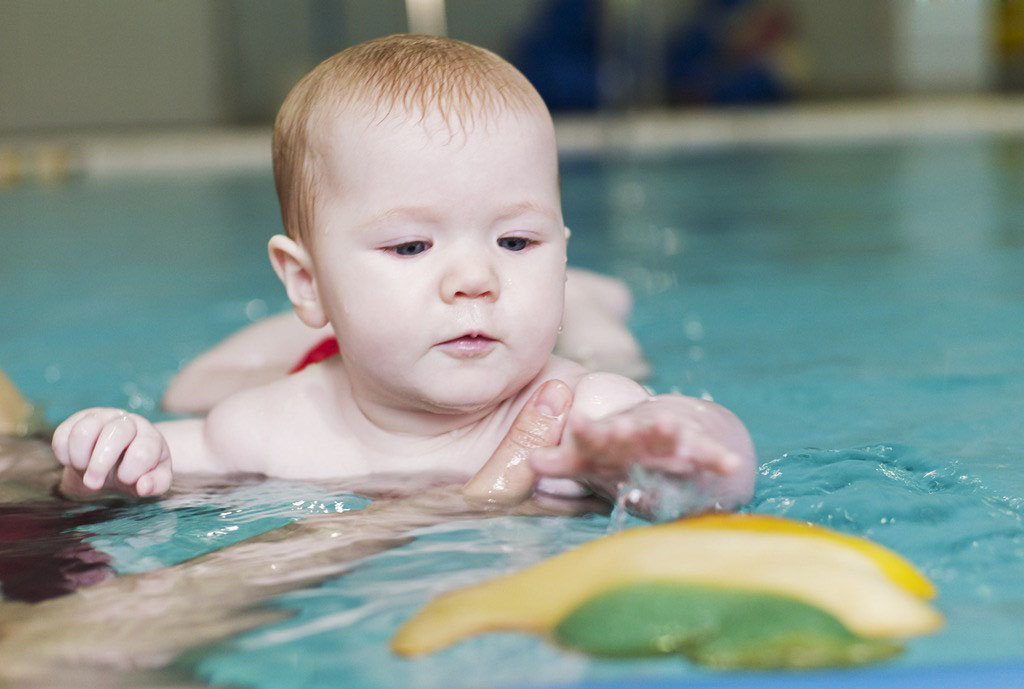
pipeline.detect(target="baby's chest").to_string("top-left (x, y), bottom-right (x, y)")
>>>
top-left (259, 419), bottom-right (501, 480)
top-left (361, 431), bottom-right (502, 477)
top-left (250, 427), bottom-right (367, 480)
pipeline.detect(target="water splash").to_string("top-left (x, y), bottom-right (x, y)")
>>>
top-left (607, 465), bottom-right (713, 533)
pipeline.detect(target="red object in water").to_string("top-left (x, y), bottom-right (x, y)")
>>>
top-left (0, 503), bottom-right (116, 602)
top-left (290, 336), bottom-right (340, 373)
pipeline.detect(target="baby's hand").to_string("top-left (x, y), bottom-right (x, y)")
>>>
top-left (531, 409), bottom-right (741, 481)
top-left (528, 397), bottom-right (754, 517)
top-left (52, 408), bottom-right (172, 498)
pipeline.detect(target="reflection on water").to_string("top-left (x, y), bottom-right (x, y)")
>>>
top-left (0, 500), bottom-right (117, 602)
top-left (2, 432), bottom-right (1023, 688)
top-left (0, 447), bottom-right (603, 687)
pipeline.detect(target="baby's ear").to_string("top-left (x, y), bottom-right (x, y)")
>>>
top-left (268, 235), bottom-right (328, 328)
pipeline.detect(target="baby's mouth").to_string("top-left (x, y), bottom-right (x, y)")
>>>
top-left (437, 333), bottom-right (498, 358)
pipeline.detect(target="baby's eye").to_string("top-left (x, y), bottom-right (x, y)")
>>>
top-left (497, 236), bottom-right (535, 252)
top-left (388, 241), bottom-right (431, 256)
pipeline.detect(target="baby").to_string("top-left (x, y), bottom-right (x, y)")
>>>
top-left (52, 35), bottom-right (755, 511)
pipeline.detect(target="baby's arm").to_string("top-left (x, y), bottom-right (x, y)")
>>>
top-left (529, 373), bottom-right (755, 515)
top-left (162, 312), bottom-right (330, 414)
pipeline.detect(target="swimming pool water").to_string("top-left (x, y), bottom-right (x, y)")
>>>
top-left (2, 134), bottom-right (1024, 687)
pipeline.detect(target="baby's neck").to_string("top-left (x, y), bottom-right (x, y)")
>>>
top-left (330, 367), bottom-right (511, 446)
top-left (351, 394), bottom-right (499, 438)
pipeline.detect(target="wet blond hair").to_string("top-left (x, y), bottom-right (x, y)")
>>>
top-left (272, 34), bottom-right (549, 244)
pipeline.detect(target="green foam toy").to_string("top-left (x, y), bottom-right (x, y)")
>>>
top-left (554, 582), bottom-right (900, 668)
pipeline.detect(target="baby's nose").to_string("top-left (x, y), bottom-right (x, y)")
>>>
top-left (440, 256), bottom-right (500, 303)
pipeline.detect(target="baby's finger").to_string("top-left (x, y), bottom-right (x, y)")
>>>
top-left (116, 426), bottom-right (166, 486)
top-left (569, 417), bottom-right (608, 458)
top-left (51, 411), bottom-right (87, 466)
top-left (135, 462), bottom-right (172, 498)
top-left (528, 445), bottom-right (584, 477)
top-left (573, 416), bottom-right (639, 470)
top-left (677, 431), bottom-right (742, 475)
top-left (83, 415), bottom-right (138, 490)
top-left (604, 416), bottom-right (641, 464)
top-left (65, 413), bottom-right (108, 471)
top-left (642, 415), bottom-right (680, 457)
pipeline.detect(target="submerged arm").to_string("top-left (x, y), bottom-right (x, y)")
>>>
top-left (161, 312), bottom-right (331, 414)
top-left (3, 384), bottom-right (586, 680)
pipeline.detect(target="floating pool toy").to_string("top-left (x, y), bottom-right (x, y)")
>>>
top-left (392, 514), bottom-right (942, 669)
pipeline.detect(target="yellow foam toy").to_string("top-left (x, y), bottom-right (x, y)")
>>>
top-left (392, 514), bottom-right (942, 668)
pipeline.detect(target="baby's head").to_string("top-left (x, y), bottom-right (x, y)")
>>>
top-left (272, 33), bottom-right (556, 245)
top-left (269, 35), bottom-right (567, 417)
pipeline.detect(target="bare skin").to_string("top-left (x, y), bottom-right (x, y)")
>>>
top-left (0, 488), bottom-right (603, 685)
top-left (160, 268), bottom-right (649, 416)
top-left (50, 104), bottom-right (755, 510)
top-left (0, 381), bottom-right (598, 685)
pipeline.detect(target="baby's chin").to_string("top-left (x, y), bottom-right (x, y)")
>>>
top-left (414, 386), bottom-right (518, 416)
top-left (411, 371), bottom-right (540, 416)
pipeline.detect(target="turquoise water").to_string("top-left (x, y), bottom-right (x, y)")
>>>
top-left (2, 135), bottom-right (1024, 687)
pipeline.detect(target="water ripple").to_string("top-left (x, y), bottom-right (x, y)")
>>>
top-left (750, 443), bottom-right (1024, 596)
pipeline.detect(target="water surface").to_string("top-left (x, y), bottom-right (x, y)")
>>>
top-left (1, 135), bottom-right (1023, 687)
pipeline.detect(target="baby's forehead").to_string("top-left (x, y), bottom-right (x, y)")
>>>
top-left (319, 94), bottom-right (550, 142)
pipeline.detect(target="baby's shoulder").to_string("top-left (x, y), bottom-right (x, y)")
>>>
top-left (515, 356), bottom-right (648, 416)
top-left (203, 364), bottom-right (348, 475)
top-left (561, 361), bottom-right (651, 420)
top-left (538, 355), bottom-right (589, 386)
top-left (538, 355), bottom-right (645, 393)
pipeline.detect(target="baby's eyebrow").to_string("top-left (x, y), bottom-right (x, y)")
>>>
top-left (356, 201), bottom-right (559, 233)
top-left (493, 201), bottom-right (560, 222)
top-left (358, 206), bottom-right (440, 232)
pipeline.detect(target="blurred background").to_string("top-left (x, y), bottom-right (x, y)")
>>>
top-left (2, 1), bottom-right (1023, 143)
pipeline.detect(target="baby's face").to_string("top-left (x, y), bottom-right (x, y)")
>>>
top-left (308, 104), bottom-right (566, 414)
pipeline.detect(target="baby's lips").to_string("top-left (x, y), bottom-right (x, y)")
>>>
top-left (437, 331), bottom-right (498, 345)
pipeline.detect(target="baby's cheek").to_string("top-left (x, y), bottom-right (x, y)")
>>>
top-left (334, 308), bottom-right (413, 369)
top-left (344, 286), bottom-right (421, 336)
top-left (514, 313), bottom-right (560, 366)
top-left (513, 278), bottom-right (563, 339)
